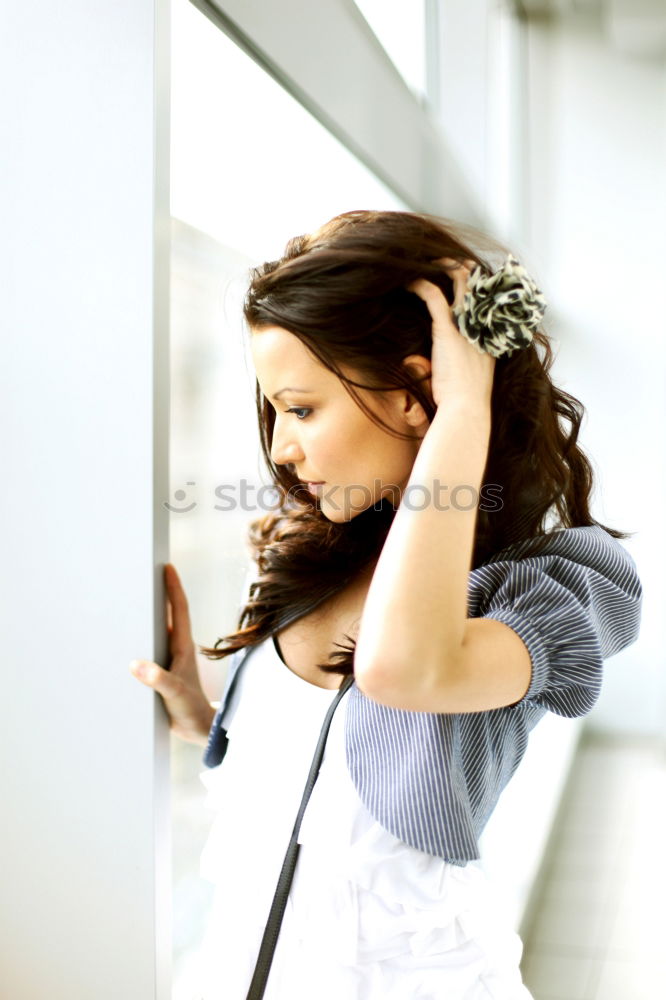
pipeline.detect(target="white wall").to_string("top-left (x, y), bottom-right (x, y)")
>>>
top-left (436, 0), bottom-right (528, 243)
top-left (433, 2), bottom-right (663, 928)
top-left (0, 2), bottom-right (172, 997)
top-left (525, 6), bottom-right (666, 736)
top-left (437, 1), bottom-right (664, 736)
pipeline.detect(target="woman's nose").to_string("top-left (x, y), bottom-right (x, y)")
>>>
top-left (270, 418), bottom-right (304, 467)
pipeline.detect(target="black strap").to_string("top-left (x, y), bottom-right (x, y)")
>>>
top-left (245, 673), bottom-right (354, 1000)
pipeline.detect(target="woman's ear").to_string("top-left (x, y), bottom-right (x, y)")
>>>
top-left (399, 354), bottom-right (433, 429)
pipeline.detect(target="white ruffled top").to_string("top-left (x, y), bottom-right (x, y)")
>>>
top-left (195, 637), bottom-right (533, 1000)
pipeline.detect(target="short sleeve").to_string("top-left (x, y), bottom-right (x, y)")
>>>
top-left (467, 526), bottom-right (642, 717)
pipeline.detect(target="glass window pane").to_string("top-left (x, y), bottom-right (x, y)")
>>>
top-left (171, 0), bottom-right (407, 260)
top-left (353, 0), bottom-right (428, 98)
top-left (169, 2), bottom-right (407, 994)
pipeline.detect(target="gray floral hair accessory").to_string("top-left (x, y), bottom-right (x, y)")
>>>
top-left (452, 253), bottom-right (547, 359)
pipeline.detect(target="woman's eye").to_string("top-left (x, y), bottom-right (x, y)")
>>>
top-left (285, 407), bottom-right (312, 420)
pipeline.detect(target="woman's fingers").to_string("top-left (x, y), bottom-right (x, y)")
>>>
top-left (129, 658), bottom-right (212, 742)
top-left (164, 563), bottom-right (194, 656)
top-left (407, 278), bottom-right (457, 336)
top-left (130, 564), bottom-right (197, 687)
top-left (435, 257), bottom-right (476, 273)
top-left (408, 258), bottom-right (478, 325)
top-left (129, 658), bottom-right (192, 703)
top-left (408, 259), bottom-right (495, 407)
top-left (435, 257), bottom-right (476, 310)
top-left (130, 658), bottom-right (173, 693)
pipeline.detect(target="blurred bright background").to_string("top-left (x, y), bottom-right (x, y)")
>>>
top-left (2, 2), bottom-right (663, 998)
top-left (168, 2), bottom-right (665, 997)
top-left (168, 2), bottom-right (407, 985)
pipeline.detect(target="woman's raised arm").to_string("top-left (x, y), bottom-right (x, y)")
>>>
top-left (354, 260), bottom-right (496, 705)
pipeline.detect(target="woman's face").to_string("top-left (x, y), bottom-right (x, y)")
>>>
top-left (251, 326), bottom-right (429, 523)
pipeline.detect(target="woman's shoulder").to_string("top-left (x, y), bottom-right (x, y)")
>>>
top-left (479, 524), bottom-right (638, 577)
top-left (467, 523), bottom-right (642, 696)
top-left (471, 523), bottom-right (641, 614)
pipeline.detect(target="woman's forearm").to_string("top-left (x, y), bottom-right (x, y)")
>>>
top-left (354, 399), bottom-right (492, 699)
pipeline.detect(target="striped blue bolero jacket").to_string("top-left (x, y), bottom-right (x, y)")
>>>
top-left (203, 525), bottom-right (642, 866)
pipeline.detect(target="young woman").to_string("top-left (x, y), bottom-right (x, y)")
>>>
top-left (131, 211), bottom-right (642, 999)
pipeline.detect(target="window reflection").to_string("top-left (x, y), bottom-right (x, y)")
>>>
top-left (353, 0), bottom-right (428, 98)
top-left (170, 1), bottom-right (406, 992)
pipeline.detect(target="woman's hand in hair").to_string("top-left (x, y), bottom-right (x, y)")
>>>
top-left (407, 259), bottom-right (495, 410)
top-left (129, 563), bottom-right (215, 746)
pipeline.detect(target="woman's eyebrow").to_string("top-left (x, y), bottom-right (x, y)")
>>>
top-left (273, 387), bottom-right (314, 399)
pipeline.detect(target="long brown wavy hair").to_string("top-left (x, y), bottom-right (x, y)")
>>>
top-left (199, 210), bottom-right (632, 678)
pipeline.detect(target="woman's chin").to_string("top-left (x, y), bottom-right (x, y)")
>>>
top-left (319, 500), bottom-right (371, 523)
top-left (320, 506), bottom-right (357, 523)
